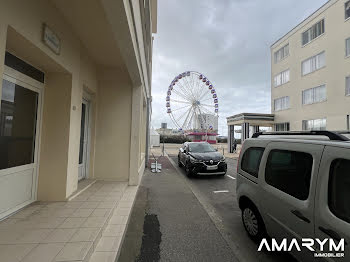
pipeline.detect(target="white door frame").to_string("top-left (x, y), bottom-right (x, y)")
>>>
top-left (0, 66), bottom-right (43, 219)
top-left (78, 95), bottom-right (91, 181)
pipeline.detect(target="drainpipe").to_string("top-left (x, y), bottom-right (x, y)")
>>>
top-left (145, 97), bottom-right (151, 167)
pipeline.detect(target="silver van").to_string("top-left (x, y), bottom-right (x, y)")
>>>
top-left (236, 131), bottom-right (350, 261)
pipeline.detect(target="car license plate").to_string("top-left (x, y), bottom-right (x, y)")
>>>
top-left (207, 165), bottom-right (218, 170)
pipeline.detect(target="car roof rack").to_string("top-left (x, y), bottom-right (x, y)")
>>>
top-left (251, 131), bottom-right (350, 141)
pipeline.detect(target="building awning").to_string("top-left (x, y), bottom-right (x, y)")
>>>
top-left (227, 113), bottom-right (275, 127)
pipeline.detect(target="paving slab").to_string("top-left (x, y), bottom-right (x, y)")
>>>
top-left (0, 180), bottom-right (130, 262)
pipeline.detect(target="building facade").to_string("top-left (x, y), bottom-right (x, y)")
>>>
top-left (197, 113), bottom-right (219, 132)
top-left (0, 0), bottom-right (157, 220)
top-left (271, 0), bottom-right (350, 131)
top-left (186, 132), bottom-right (218, 144)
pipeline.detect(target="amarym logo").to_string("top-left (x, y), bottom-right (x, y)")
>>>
top-left (258, 238), bottom-right (345, 258)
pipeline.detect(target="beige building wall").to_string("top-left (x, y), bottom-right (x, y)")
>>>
top-left (271, 0), bottom-right (350, 131)
top-left (94, 68), bottom-right (132, 181)
top-left (79, 47), bottom-right (99, 181)
top-left (0, 0), bottom-right (91, 200)
top-left (38, 73), bottom-right (72, 201)
top-left (0, 0), bottom-right (157, 207)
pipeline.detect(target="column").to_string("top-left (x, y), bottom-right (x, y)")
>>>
top-left (241, 123), bottom-right (250, 143)
top-left (129, 85), bottom-right (142, 186)
top-left (227, 125), bottom-right (231, 153)
top-left (38, 73), bottom-right (73, 201)
top-left (227, 125), bottom-right (234, 153)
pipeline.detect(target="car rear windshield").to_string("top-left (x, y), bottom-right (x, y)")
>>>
top-left (189, 143), bottom-right (216, 153)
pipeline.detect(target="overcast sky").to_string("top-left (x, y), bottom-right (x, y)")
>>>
top-left (151, 0), bottom-right (328, 136)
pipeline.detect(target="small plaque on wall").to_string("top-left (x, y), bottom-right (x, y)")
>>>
top-left (42, 24), bottom-right (61, 55)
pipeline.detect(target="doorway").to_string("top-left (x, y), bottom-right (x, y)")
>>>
top-left (78, 98), bottom-right (91, 181)
top-left (0, 69), bottom-right (42, 220)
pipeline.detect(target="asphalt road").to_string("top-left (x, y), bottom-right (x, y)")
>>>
top-left (119, 156), bottom-right (237, 262)
top-left (169, 155), bottom-right (296, 262)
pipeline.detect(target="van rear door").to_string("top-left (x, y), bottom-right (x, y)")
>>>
top-left (314, 146), bottom-right (350, 261)
top-left (259, 141), bottom-right (324, 261)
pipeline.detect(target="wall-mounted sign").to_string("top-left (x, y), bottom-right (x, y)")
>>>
top-left (42, 24), bottom-right (60, 55)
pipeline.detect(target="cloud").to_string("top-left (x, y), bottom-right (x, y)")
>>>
top-left (151, 0), bottom-right (328, 135)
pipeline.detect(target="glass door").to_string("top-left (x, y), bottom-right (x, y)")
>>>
top-left (0, 74), bottom-right (42, 219)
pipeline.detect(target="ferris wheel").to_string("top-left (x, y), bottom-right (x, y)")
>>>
top-left (166, 71), bottom-right (219, 130)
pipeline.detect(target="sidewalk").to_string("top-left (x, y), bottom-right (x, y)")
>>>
top-left (0, 181), bottom-right (137, 262)
top-left (119, 156), bottom-right (237, 262)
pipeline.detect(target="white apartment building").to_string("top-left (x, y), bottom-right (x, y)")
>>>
top-left (271, 0), bottom-right (350, 131)
top-left (197, 113), bottom-right (219, 131)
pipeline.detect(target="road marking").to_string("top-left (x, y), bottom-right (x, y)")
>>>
top-left (227, 175), bottom-right (236, 180)
top-left (213, 190), bottom-right (229, 193)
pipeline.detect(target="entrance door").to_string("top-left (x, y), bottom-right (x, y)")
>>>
top-left (78, 99), bottom-right (90, 181)
top-left (0, 73), bottom-right (42, 220)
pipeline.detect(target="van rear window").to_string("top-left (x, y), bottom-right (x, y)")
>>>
top-left (241, 147), bottom-right (265, 178)
top-left (329, 158), bottom-right (350, 224)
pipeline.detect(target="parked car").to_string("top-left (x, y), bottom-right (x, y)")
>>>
top-left (178, 142), bottom-right (227, 176)
top-left (236, 131), bottom-right (350, 261)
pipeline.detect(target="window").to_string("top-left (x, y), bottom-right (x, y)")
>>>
top-left (329, 159), bottom-right (350, 223)
top-left (274, 122), bottom-right (290, 131)
top-left (274, 96), bottom-right (290, 111)
top-left (265, 150), bottom-right (313, 200)
top-left (194, 135), bottom-right (201, 140)
top-left (302, 19), bottom-right (325, 46)
top-left (274, 44), bottom-right (289, 63)
top-left (346, 76), bottom-right (350, 96)
top-left (302, 52), bottom-right (325, 75)
top-left (346, 1), bottom-right (350, 20)
top-left (241, 147), bottom-right (265, 178)
top-left (0, 79), bottom-right (38, 170)
top-left (274, 69), bottom-right (290, 87)
top-left (302, 118), bottom-right (326, 131)
top-left (346, 38), bottom-right (350, 57)
top-left (302, 85), bottom-right (326, 105)
top-left (5, 52), bottom-right (45, 83)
